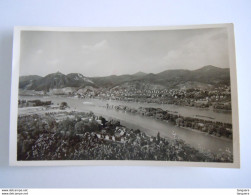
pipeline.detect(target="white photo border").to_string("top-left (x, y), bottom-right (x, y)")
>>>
top-left (9, 23), bottom-right (240, 168)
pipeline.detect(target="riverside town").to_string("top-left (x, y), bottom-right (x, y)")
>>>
top-left (14, 27), bottom-right (236, 164)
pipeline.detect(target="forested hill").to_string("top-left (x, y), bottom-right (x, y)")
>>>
top-left (19, 65), bottom-right (230, 91)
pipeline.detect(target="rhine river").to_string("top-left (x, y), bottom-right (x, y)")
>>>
top-left (19, 95), bottom-right (233, 154)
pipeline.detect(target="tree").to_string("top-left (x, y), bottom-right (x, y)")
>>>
top-left (60, 102), bottom-right (68, 110)
top-left (74, 121), bottom-right (85, 133)
top-left (100, 117), bottom-right (107, 127)
top-left (157, 132), bottom-right (160, 143)
top-left (58, 118), bottom-right (74, 132)
top-left (83, 124), bottom-right (91, 132)
top-left (89, 121), bottom-right (99, 132)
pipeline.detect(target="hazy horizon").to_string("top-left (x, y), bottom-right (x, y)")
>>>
top-left (19, 64), bottom-right (229, 78)
top-left (19, 28), bottom-right (230, 77)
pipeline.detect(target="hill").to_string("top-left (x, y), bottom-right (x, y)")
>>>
top-left (19, 72), bottom-right (96, 91)
top-left (19, 75), bottom-right (42, 89)
top-left (132, 71), bottom-right (147, 77)
top-left (19, 65), bottom-right (230, 91)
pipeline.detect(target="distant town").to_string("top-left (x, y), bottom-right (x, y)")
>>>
top-left (19, 65), bottom-right (232, 111)
top-left (19, 84), bottom-right (232, 112)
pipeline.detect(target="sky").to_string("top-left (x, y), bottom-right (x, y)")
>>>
top-left (19, 27), bottom-right (229, 77)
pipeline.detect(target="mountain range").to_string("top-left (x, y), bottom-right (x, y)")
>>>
top-left (19, 65), bottom-right (230, 91)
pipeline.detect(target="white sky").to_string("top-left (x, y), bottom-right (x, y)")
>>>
top-left (19, 28), bottom-right (229, 77)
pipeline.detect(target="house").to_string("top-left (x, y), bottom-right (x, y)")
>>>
top-left (121, 137), bottom-right (125, 143)
top-left (96, 134), bottom-right (101, 139)
top-left (101, 129), bottom-right (107, 134)
top-left (81, 117), bottom-right (89, 122)
top-left (96, 120), bottom-right (102, 125)
top-left (198, 123), bottom-right (204, 127)
top-left (115, 137), bottom-right (121, 141)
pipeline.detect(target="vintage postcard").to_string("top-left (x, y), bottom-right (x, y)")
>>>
top-left (9, 24), bottom-right (240, 167)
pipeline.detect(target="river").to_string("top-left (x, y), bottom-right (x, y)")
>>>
top-left (19, 95), bottom-right (233, 154)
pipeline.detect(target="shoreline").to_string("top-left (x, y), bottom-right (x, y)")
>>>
top-left (90, 96), bottom-right (232, 113)
top-left (18, 103), bottom-right (232, 143)
top-left (177, 126), bottom-right (232, 142)
top-left (18, 97), bottom-right (233, 153)
top-left (18, 97), bottom-right (233, 140)
top-left (18, 92), bottom-right (232, 114)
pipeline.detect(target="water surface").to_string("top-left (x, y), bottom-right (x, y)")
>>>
top-left (19, 96), bottom-right (233, 154)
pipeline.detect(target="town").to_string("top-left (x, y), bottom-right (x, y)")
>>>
top-left (76, 84), bottom-right (232, 110)
top-left (20, 83), bottom-right (232, 111)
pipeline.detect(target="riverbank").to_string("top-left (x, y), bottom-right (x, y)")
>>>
top-left (19, 89), bottom-right (232, 113)
top-left (178, 126), bottom-right (233, 143)
top-left (89, 96), bottom-right (232, 113)
top-left (110, 104), bottom-right (232, 140)
top-left (18, 94), bottom-right (232, 122)
top-left (17, 110), bottom-right (233, 162)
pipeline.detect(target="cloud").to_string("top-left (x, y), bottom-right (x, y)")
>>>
top-left (20, 28), bottom-right (229, 77)
top-left (47, 59), bottom-right (60, 65)
top-left (160, 29), bottom-right (229, 70)
top-left (81, 40), bottom-right (109, 53)
top-left (36, 49), bottom-right (43, 54)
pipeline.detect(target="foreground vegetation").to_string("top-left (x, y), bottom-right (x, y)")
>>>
top-left (17, 111), bottom-right (233, 162)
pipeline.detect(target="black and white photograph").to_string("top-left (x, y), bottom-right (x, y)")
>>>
top-left (9, 24), bottom-right (240, 167)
